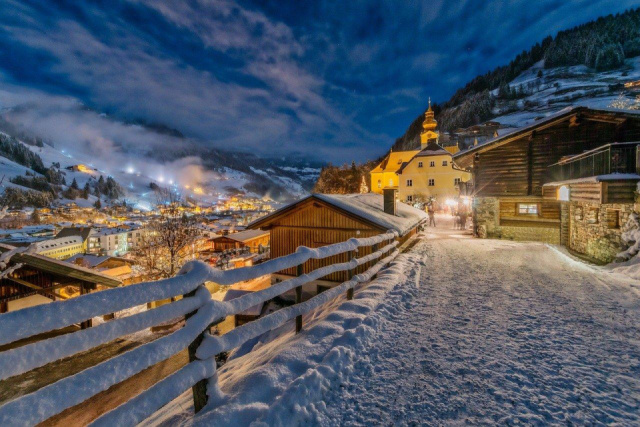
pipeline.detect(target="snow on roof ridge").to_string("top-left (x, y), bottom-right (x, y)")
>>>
top-left (313, 193), bottom-right (427, 235)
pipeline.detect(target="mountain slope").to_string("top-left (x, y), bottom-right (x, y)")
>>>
top-left (393, 8), bottom-right (640, 152)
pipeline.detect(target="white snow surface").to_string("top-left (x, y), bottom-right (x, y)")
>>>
top-left (150, 218), bottom-right (640, 426)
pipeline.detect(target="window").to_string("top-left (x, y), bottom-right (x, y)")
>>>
top-left (377, 180), bottom-right (381, 189)
top-left (442, 160), bottom-right (448, 166)
top-left (406, 179), bottom-right (413, 187)
top-left (407, 195), bottom-right (413, 202)
top-left (606, 209), bottom-right (620, 229)
top-left (454, 178), bottom-right (461, 185)
top-left (428, 179), bottom-right (435, 186)
top-left (430, 161), bottom-right (435, 167)
top-left (558, 185), bottom-right (570, 202)
top-left (517, 203), bottom-right (538, 215)
top-left (388, 179), bottom-right (393, 186)
top-left (418, 161), bottom-right (423, 168)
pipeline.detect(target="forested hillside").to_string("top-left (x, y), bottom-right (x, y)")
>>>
top-left (392, 8), bottom-right (640, 151)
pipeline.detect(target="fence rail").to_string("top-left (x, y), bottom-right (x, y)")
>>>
top-left (0, 230), bottom-right (401, 426)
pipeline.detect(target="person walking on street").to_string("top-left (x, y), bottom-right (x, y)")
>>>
top-left (428, 204), bottom-right (436, 227)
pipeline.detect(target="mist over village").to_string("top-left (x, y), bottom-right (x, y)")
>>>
top-left (0, 1), bottom-right (639, 426)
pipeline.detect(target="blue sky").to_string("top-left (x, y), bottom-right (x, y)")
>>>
top-left (0, 0), bottom-right (633, 162)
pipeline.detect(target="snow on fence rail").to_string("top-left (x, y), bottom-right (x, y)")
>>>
top-left (0, 230), bottom-right (401, 426)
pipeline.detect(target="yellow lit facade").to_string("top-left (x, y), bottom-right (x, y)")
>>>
top-left (370, 98), bottom-right (471, 203)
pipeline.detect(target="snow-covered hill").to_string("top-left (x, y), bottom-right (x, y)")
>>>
top-left (489, 57), bottom-right (640, 130)
top-left (0, 128), bottom-right (319, 209)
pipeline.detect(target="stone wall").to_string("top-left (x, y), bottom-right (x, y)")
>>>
top-left (568, 201), bottom-right (632, 263)
top-left (473, 197), bottom-right (560, 244)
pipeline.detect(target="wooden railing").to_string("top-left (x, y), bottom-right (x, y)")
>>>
top-left (0, 231), bottom-right (401, 426)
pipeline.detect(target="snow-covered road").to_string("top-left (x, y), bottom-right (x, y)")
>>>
top-left (153, 217), bottom-right (640, 426)
top-left (319, 225), bottom-right (640, 425)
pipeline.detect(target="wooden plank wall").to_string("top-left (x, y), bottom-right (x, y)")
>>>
top-left (605, 181), bottom-right (637, 203)
top-left (569, 182), bottom-right (601, 203)
top-left (269, 201), bottom-right (383, 282)
top-left (475, 117), bottom-right (640, 197)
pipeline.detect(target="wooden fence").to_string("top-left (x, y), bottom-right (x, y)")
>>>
top-left (0, 231), bottom-right (400, 426)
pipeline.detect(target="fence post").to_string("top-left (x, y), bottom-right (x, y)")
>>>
top-left (185, 286), bottom-right (208, 413)
top-left (346, 249), bottom-right (355, 300)
top-left (371, 243), bottom-right (378, 279)
top-left (295, 264), bottom-right (303, 333)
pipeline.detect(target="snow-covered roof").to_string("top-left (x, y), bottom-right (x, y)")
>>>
top-left (65, 254), bottom-right (111, 268)
top-left (543, 173), bottom-right (640, 186)
top-left (33, 236), bottom-right (83, 252)
top-left (250, 193), bottom-right (426, 236)
top-left (216, 229), bottom-right (269, 242)
top-left (314, 194), bottom-right (427, 235)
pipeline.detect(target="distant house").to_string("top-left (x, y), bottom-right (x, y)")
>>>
top-left (210, 229), bottom-right (270, 253)
top-left (248, 192), bottom-right (426, 296)
top-left (0, 243), bottom-right (120, 319)
top-left (454, 107), bottom-right (640, 262)
top-left (65, 254), bottom-right (139, 284)
top-left (33, 236), bottom-right (84, 260)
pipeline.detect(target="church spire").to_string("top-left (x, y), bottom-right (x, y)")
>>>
top-left (420, 96), bottom-right (438, 149)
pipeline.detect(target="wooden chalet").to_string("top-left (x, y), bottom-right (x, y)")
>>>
top-left (454, 107), bottom-right (640, 261)
top-left (210, 229), bottom-right (270, 253)
top-left (0, 244), bottom-right (121, 326)
top-left (248, 192), bottom-right (426, 296)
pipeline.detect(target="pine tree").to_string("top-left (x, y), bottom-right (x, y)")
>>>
top-left (94, 199), bottom-right (102, 209)
top-left (82, 182), bottom-right (90, 199)
top-left (71, 178), bottom-right (79, 190)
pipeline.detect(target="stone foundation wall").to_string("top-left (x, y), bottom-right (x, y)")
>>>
top-left (568, 201), bottom-right (632, 263)
top-left (473, 197), bottom-right (560, 244)
top-left (499, 225), bottom-right (560, 244)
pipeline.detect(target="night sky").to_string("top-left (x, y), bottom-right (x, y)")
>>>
top-left (0, 0), bottom-right (633, 162)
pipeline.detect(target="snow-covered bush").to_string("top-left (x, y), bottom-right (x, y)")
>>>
top-left (616, 212), bottom-right (640, 261)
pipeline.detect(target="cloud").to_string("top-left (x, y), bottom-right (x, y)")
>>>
top-left (0, 0), bottom-right (636, 164)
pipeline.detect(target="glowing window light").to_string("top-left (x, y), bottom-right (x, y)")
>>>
top-left (558, 186), bottom-right (570, 201)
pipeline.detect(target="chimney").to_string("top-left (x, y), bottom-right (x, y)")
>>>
top-left (383, 188), bottom-right (397, 216)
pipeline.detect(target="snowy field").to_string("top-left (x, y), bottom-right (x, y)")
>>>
top-left (149, 216), bottom-right (640, 426)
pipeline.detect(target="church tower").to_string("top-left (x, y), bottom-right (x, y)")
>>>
top-left (420, 98), bottom-right (439, 150)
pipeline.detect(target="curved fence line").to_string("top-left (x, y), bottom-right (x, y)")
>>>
top-left (0, 231), bottom-right (397, 346)
top-left (0, 229), bottom-right (403, 427)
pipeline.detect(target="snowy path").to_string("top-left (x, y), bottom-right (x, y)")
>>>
top-left (319, 225), bottom-right (640, 425)
top-left (152, 217), bottom-right (640, 426)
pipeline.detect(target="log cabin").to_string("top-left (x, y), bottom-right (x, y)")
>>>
top-left (247, 191), bottom-right (426, 297)
top-left (210, 229), bottom-right (270, 254)
top-left (453, 107), bottom-right (640, 262)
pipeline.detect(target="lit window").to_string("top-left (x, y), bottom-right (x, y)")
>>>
top-left (388, 179), bottom-right (393, 186)
top-left (418, 162), bottom-right (423, 168)
top-left (558, 186), bottom-right (570, 201)
top-left (407, 179), bottom-right (413, 187)
top-left (454, 178), bottom-right (461, 185)
top-left (428, 179), bottom-right (435, 186)
top-left (377, 180), bottom-right (381, 189)
top-left (430, 161), bottom-right (435, 167)
top-left (517, 203), bottom-right (538, 215)
top-left (442, 160), bottom-right (448, 166)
